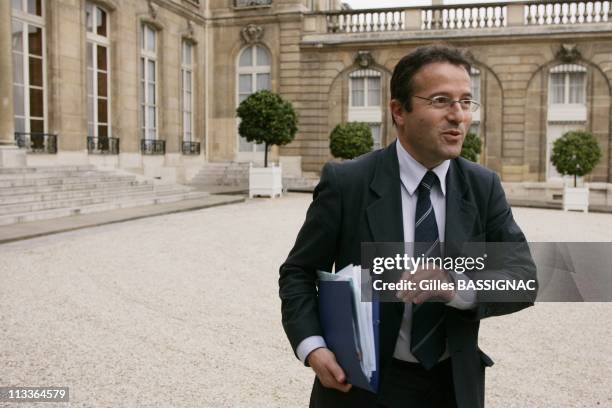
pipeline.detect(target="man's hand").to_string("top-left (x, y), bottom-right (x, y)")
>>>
top-left (307, 347), bottom-right (352, 393)
top-left (396, 267), bottom-right (456, 304)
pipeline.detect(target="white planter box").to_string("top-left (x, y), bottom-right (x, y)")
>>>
top-left (249, 164), bottom-right (282, 198)
top-left (563, 186), bottom-right (589, 212)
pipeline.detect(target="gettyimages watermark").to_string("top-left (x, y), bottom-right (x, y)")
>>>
top-left (358, 242), bottom-right (612, 303)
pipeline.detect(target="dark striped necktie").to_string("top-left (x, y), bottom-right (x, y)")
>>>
top-left (410, 170), bottom-right (446, 370)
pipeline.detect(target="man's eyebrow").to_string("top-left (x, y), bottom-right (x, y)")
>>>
top-left (427, 92), bottom-right (473, 98)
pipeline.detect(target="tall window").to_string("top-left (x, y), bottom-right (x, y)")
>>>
top-left (470, 67), bottom-right (481, 135)
top-left (549, 64), bottom-right (586, 105)
top-left (86, 2), bottom-right (110, 140)
top-left (348, 69), bottom-right (382, 149)
top-left (237, 45), bottom-right (271, 153)
top-left (350, 70), bottom-right (381, 108)
top-left (140, 24), bottom-right (157, 140)
top-left (11, 0), bottom-right (46, 135)
top-left (181, 41), bottom-right (194, 142)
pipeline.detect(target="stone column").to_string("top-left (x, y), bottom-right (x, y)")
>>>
top-left (0, 0), bottom-right (25, 167)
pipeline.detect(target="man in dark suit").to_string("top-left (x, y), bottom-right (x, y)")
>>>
top-left (279, 45), bottom-right (537, 408)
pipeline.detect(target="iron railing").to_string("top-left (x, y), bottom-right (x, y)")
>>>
top-left (141, 139), bottom-right (166, 155)
top-left (324, 1), bottom-right (611, 33)
top-left (14, 132), bottom-right (58, 154)
top-left (181, 141), bottom-right (201, 155)
top-left (87, 136), bottom-right (120, 155)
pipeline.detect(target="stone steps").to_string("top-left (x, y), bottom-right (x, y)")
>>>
top-left (190, 162), bottom-right (249, 188)
top-left (0, 165), bottom-right (95, 175)
top-left (0, 190), bottom-right (208, 226)
top-left (0, 183), bottom-right (155, 205)
top-left (0, 174), bottom-right (136, 188)
top-left (0, 179), bottom-right (150, 197)
top-left (0, 185), bottom-right (194, 216)
top-left (0, 165), bottom-right (209, 226)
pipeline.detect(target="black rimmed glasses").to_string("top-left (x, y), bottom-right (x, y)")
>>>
top-left (413, 95), bottom-right (480, 112)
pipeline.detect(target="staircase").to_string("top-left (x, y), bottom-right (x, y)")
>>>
top-left (283, 171), bottom-right (320, 192)
top-left (0, 165), bottom-right (209, 226)
top-left (189, 162), bottom-right (249, 191)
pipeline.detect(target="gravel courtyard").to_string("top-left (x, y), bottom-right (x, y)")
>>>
top-left (1, 193), bottom-right (611, 407)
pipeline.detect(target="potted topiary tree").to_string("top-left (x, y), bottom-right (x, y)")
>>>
top-left (236, 90), bottom-right (298, 198)
top-left (460, 132), bottom-right (482, 162)
top-left (329, 122), bottom-right (373, 160)
top-left (551, 130), bottom-right (602, 212)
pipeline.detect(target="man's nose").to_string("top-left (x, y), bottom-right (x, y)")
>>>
top-left (445, 101), bottom-right (468, 124)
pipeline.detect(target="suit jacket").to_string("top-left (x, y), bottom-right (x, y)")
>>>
top-left (279, 141), bottom-right (537, 408)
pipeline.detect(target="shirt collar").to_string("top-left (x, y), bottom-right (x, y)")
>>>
top-left (396, 139), bottom-right (449, 197)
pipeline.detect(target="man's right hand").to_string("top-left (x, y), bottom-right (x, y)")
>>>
top-left (307, 347), bottom-right (352, 393)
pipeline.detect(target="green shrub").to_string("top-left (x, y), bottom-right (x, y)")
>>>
top-left (460, 132), bottom-right (482, 162)
top-left (551, 130), bottom-right (602, 187)
top-left (329, 122), bottom-right (373, 160)
top-left (236, 90), bottom-right (298, 167)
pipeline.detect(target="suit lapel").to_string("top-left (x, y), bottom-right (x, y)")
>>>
top-left (366, 142), bottom-right (404, 243)
top-left (445, 160), bottom-right (479, 252)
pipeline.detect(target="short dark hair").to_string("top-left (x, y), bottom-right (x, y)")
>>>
top-left (390, 45), bottom-right (472, 114)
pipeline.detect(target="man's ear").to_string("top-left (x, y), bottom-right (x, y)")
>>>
top-left (390, 99), bottom-right (405, 127)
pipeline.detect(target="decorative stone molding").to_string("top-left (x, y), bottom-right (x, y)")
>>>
top-left (556, 44), bottom-right (581, 63)
top-left (181, 19), bottom-right (198, 43)
top-left (90, 0), bottom-right (118, 11)
top-left (355, 51), bottom-right (373, 68)
top-left (187, 20), bottom-right (194, 37)
top-left (147, 0), bottom-right (158, 19)
top-left (241, 24), bottom-right (264, 45)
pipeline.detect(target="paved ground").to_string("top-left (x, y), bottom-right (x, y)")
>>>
top-left (0, 193), bottom-right (611, 407)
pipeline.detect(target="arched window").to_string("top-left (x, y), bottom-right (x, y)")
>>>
top-left (237, 45), bottom-right (271, 154)
top-left (348, 69), bottom-right (382, 149)
top-left (86, 2), bottom-right (111, 148)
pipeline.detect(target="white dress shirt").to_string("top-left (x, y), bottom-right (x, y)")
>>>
top-left (296, 140), bottom-right (476, 365)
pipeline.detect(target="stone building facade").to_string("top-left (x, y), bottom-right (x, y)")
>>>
top-left (2, 0), bottom-right (612, 185)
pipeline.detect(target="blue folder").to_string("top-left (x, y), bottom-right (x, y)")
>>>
top-left (318, 280), bottom-right (379, 393)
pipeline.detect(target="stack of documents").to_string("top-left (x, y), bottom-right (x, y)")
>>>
top-left (317, 264), bottom-right (379, 392)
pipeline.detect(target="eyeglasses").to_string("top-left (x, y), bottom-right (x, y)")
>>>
top-left (413, 95), bottom-right (480, 112)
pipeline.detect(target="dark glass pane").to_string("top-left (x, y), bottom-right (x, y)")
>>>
top-left (29, 56), bottom-right (43, 87)
top-left (12, 0), bottom-right (22, 11)
top-left (96, 7), bottom-right (107, 37)
top-left (27, 0), bottom-right (41, 16)
top-left (97, 72), bottom-right (107, 97)
top-left (98, 125), bottom-right (108, 138)
top-left (28, 26), bottom-right (42, 56)
top-left (98, 98), bottom-right (107, 123)
top-left (97, 45), bottom-right (107, 71)
top-left (30, 119), bottom-right (44, 133)
top-left (29, 87), bottom-right (43, 117)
